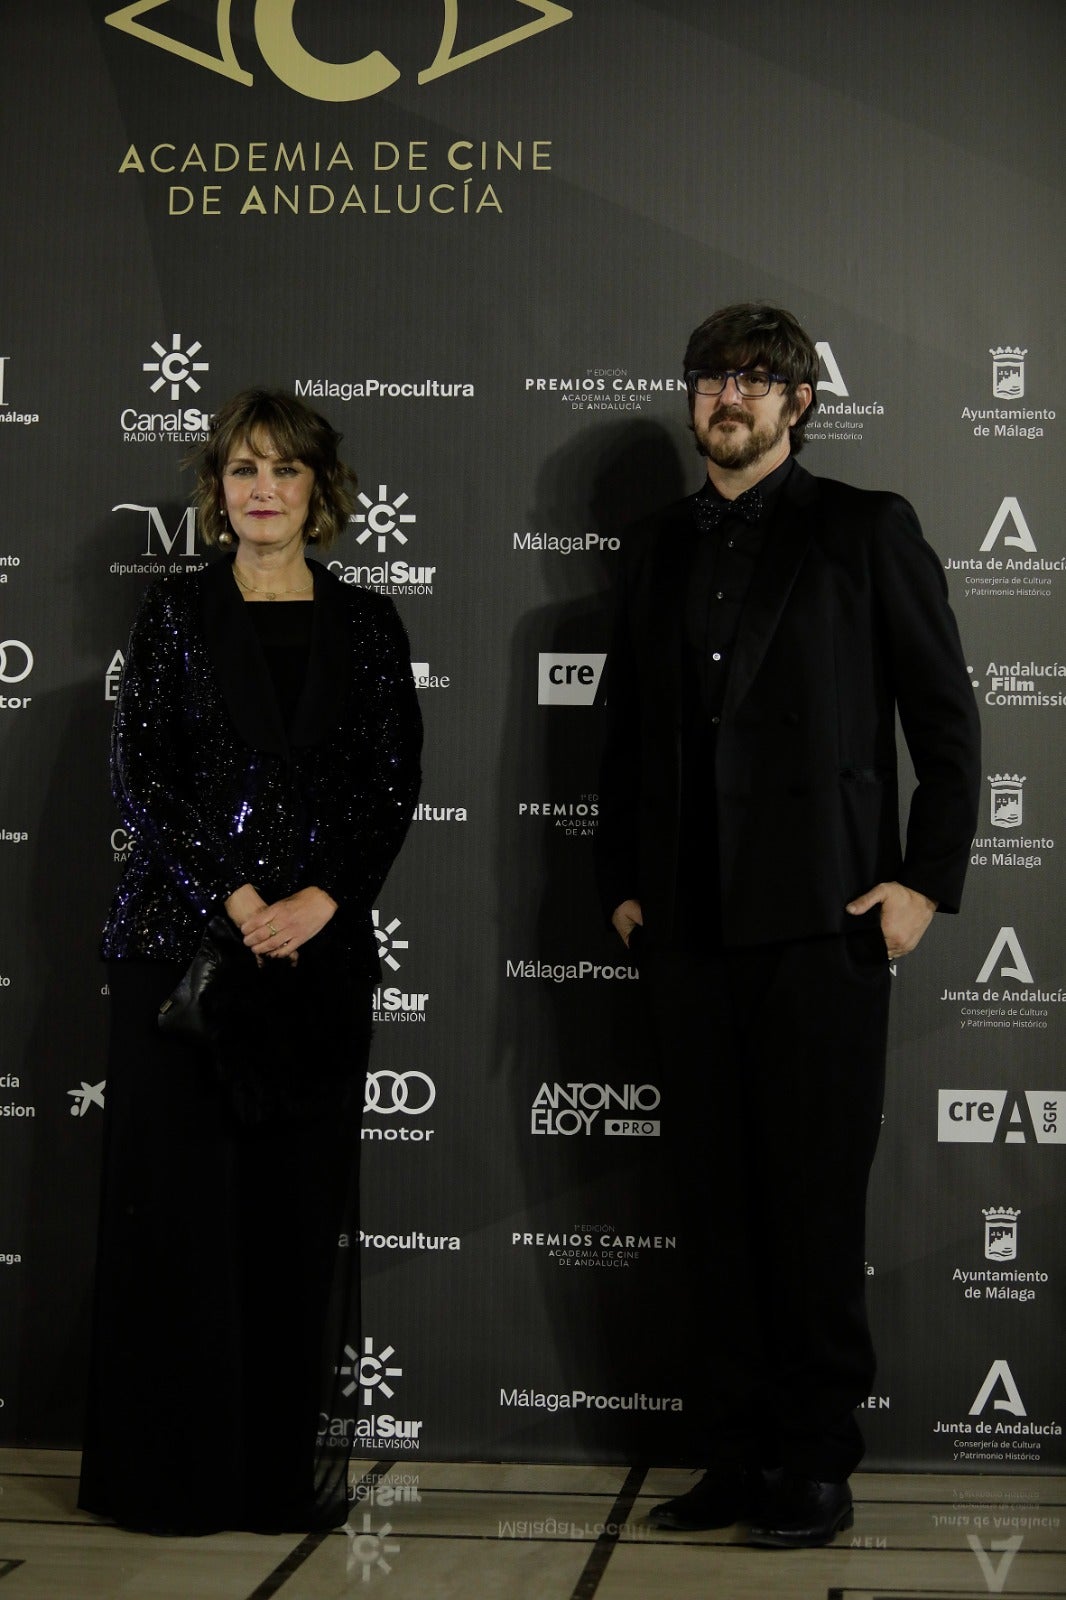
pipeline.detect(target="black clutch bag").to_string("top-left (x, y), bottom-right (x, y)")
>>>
top-left (157, 914), bottom-right (244, 1045)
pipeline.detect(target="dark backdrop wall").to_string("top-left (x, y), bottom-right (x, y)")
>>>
top-left (1, 0), bottom-right (1063, 1473)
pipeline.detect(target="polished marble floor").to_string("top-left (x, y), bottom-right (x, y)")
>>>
top-left (0, 1450), bottom-right (1063, 1599)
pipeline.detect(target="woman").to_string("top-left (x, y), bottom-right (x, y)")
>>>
top-left (79, 390), bottom-right (422, 1534)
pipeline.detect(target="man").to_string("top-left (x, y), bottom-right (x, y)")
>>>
top-left (595, 304), bottom-right (980, 1547)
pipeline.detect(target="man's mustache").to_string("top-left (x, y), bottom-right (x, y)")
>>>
top-left (709, 406), bottom-right (752, 427)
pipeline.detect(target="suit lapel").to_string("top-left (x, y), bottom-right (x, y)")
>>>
top-left (642, 500), bottom-right (698, 720)
top-left (723, 463), bottom-right (816, 715)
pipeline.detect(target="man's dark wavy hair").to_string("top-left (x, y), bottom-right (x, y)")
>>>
top-left (683, 303), bottom-right (820, 455)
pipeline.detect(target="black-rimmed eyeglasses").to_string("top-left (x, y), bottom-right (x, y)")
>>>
top-left (685, 369), bottom-right (787, 398)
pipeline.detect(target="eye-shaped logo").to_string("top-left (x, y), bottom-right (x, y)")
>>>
top-left (364, 1070), bottom-right (436, 1115)
top-left (0, 641), bottom-right (33, 683)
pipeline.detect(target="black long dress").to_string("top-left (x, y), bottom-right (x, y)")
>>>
top-left (79, 602), bottom-right (372, 1534)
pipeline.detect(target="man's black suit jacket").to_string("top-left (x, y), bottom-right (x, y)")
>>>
top-left (595, 461), bottom-right (981, 947)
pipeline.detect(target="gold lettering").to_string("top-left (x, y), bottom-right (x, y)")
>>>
top-left (214, 143), bottom-right (240, 172)
top-left (340, 185), bottom-right (366, 214)
top-left (254, 0), bottom-right (399, 102)
top-left (168, 185), bottom-right (194, 214)
top-left (240, 185), bottom-right (268, 215)
top-left (327, 143), bottom-right (354, 172)
top-left (105, 0), bottom-right (253, 87)
top-left (419, 0), bottom-right (573, 85)
top-left (150, 143), bottom-right (176, 173)
top-left (118, 144), bottom-right (145, 174)
top-left (180, 143), bottom-right (207, 173)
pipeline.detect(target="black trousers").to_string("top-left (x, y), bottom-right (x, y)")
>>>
top-left (641, 929), bottom-right (890, 1480)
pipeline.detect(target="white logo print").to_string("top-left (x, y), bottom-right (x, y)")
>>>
top-left (538, 653), bottom-right (606, 705)
top-left (990, 347), bottom-right (1026, 400)
top-left (815, 340), bottom-right (848, 397)
top-left (338, 1335), bottom-right (403, 1405)
top-left (969, 1358), bottom-right (1026, 1418)
top-left (354, 485), bottom-right (416, 553)
top-left (983, 1207), bottom-right (1020, 1262)
top-left (142, 334), bottom-right (209, 400)
top-left (980, 497), bottom-right (1037, 554)
top-left (68, 1081), bottom-right (106, 1116)
top-left (346, 1512), bottom-right (401, 1581)
top-left (364, 1071), bottom-right (436, 1115)
top-left (372, 910), bottom-right (408, 971)
top-left (105, 650), bottom-right (125, 702)
top-left (988, 774), bottom-right (1025, 829)
top-left (976, 927), bottom-right (1034, 985)
top-left (0, 641), bottom-right (33, 683)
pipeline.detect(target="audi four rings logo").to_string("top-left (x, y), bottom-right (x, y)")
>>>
top-left (364, 1070), bottom-right (436, 1114)
top-left (0, 641), bottom-right (33, 683)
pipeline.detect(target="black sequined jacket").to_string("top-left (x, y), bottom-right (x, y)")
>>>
top-left (101, 556), bottom-right (422, 965)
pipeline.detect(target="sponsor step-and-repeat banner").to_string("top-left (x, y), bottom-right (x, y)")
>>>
top-left (1, 2), bottom-right (1063, 1472)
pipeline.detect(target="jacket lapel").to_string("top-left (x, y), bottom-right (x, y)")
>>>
top-left (723, 463), bottom-right (816, 715)
top-left (642, 500), bottom-right (698, 722)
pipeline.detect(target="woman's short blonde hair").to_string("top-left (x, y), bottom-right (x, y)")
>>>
top-left (188, 388), bottom-right (357, 549)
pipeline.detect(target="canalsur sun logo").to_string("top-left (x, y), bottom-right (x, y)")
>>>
top-left (372, 910), bottom-right (408, 972)
top-left (803, 339), bottom-right (885, 445)
top-left (143, 333), bottom-right (208, 400)
top-left (345, 1512), bottom-right (401, 1583)
top-left (328, 486), bottom-right (434, 596)
top-left (354, 484), bottom-right (416, 554)
top-left (121, 335), bottom-right (210, 442)
top-left (339, 1335), bottom-right (402, 1407)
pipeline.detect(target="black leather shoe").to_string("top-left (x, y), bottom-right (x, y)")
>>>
top-left (648, 1467), bottom-right (763, 1531)
top-left (746, 1474), bottom-right (853, 1547)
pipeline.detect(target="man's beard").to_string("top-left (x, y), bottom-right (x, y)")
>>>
top-left (696, 401), bottom-right (791, 470)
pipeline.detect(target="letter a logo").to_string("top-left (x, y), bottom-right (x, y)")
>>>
top-left (969, 1358), bottom-right (1026, 1418)
top-left (975, 926), bottom-right (1033, 985)
top-left (815, 341), bottom-right (848, 397)
top-left (979, 496), bottom-right (1037, 554)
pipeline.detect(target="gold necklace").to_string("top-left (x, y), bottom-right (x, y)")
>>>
top-left (232, 565), bottom-right (314, 601)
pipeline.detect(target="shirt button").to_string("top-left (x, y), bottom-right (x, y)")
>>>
top-left (726, 539), bottom-right (735, 548)
top-left (715, 590), bottom-right (724, 600)
top-left (711, 715), bottom-right (720, 725)
top-left (711, 651), bottom-right (722, 662)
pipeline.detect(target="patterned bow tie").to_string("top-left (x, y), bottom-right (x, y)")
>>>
top-left (693, 483), bottom-right (765, 531)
